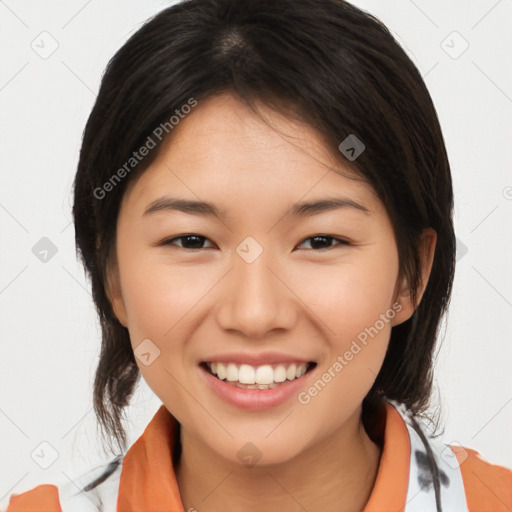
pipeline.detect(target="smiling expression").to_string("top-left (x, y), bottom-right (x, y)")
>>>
top-left (105, 92), bottom-right (435, 465)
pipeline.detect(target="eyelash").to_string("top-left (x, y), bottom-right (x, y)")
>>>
top-left (159, 234), bottom-right (351, 251)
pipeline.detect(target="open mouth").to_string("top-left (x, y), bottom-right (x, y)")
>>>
top-left (200, 361), bottom-right (317, 389)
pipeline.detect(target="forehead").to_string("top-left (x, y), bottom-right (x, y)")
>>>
top-left (163, 93), bottom-right (356, 174)
top-left (120, 93), bottom-right (384, 220)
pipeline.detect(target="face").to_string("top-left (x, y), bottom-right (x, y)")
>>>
top-left (107, 93), bottom-right (436, 466)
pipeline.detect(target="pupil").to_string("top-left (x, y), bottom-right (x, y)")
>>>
top-left (185, 235), bottom-right (203, 248)
top-left (311, 236), bottom-right (330, 249)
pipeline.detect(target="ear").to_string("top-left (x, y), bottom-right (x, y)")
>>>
top-left (390, 228), bottom-right (437, 327)
top-left (105, 251), bottom-right (128, 328)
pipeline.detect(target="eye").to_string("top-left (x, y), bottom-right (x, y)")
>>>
top-left (158, 233), bottom-right (350, 251)
top-left (296, 235), bottom-right (350, 251)
top-left (159, 234), bottom-right (215, 250)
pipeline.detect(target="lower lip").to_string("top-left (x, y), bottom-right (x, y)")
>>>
top-left (200, 364), bottom-right (316, 411)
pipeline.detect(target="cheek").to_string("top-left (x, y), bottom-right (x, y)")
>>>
top-left (292, 258), bottom-right (397, 435)
top-left (116, 252), bottom-right (210, 408)
top-left (292, 253), bottom-right (399, 342)
top-left (118, 252), bottom-right (212, 343)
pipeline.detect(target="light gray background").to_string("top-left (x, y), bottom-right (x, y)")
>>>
top-left (1, 0), bottom-right (511, 505)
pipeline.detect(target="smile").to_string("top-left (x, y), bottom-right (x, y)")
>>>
top-left (201, 361), bottom-right (317, 389)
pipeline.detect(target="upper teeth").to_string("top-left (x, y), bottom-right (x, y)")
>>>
top-left (207, 362), bottom-right (309, 384)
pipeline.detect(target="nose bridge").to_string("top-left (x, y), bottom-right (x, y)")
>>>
top-left (216, 237), bottom-right (296, 337)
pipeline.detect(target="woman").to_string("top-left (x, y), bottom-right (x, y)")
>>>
top-left (6, 0), bottom-right (511, 510)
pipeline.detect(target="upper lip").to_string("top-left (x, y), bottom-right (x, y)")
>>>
top-left (201, 351), bottom-right (315, 366)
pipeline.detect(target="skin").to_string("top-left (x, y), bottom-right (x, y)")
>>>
top-left (106, 92), bottom-right (436, 512)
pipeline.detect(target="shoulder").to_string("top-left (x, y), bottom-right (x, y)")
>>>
top-left (451, 445), bottom-right (512, 512)
top-left (3, 484), bottom-right (61, 512)
top-left (386, 401), bottom-right (511, 512)
top-left (3, 456), bottom-right (123, 512)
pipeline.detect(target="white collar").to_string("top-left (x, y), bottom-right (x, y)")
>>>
top-left (391, 401), bottom-right (470, 512)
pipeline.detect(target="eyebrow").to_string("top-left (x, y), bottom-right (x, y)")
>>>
top-left (142, 195), bottom-right (372, 219)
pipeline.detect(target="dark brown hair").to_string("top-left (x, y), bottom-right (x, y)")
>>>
top-left (72, 0), bottom-right (455, 455)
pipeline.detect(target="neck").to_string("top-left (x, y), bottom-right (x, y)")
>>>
top-left (175, 407), bottom-right (382, 512)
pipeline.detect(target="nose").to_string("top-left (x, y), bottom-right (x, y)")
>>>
top-left (215, 247), bottom-right (298, 339)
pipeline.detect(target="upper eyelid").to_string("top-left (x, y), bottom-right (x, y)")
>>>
top-left (298, 236), bottom-right (351, 247)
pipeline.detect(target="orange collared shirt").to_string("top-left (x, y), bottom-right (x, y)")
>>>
top-left (5, 403), bottom-right (512, 511)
